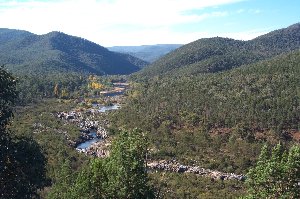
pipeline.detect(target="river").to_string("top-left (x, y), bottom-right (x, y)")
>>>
top-left (76, 131), bottom-right (100, 150)
top-left (76, 104), bottom-right (120, 151)
top-left (75, 82), bottom-right (128, 152)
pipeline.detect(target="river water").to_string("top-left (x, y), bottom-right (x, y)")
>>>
top-left (99, 104), bottom-right (120, 112)
top-left (76, 131), bottom-right (100, 150)
top-left (76, 83), bottom-right (127, 151)
top-left (76, 104), bottom-right (119, 151)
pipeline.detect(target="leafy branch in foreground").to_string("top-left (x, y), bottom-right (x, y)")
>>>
top-left (48, 129), bottom-right (155, 199)
top-left (0, 66), bottom-right (47, 199)
top-left (244, 143), bottom-right (300, 199)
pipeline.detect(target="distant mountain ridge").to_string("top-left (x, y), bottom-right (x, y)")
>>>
top-left (108, 44), bottom-right (182, 62)
top-left (0, 28), bottom-right (33, 43)
top-left (0, 29), bottom-right (148, 75)
top-left (134, 23), bottom-right (300, 79)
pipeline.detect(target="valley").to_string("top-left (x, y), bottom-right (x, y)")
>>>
top-left (1, 22), bottom-right (300, 199)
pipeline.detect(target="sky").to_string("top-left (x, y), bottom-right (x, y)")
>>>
top-left (0, 0), bottom-right (299, 47)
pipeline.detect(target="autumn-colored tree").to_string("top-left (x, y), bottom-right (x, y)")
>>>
top-left (54, 84), bottom-right (59, 98)
top-left (89, 82), bottom-right (104, 90)
top-left (60, 88), bottom-right (68, 99)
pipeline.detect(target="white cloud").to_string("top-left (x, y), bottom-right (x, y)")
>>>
top-left (98, 28), bottom-right (270, 46)
top-left (236, 9), bottom-right (245, 13)
top-left (249, 9), bottom-right (262, 14)
top-left (236, 8), bottom-right (262, 15)
top-left (0, 0), bottom-right (254, 46)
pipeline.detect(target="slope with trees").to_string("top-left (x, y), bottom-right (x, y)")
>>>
top-left (134, 23), bottom-right (300, 79)
top-left (1, 22), bottom-right (300, 198)
top-left (0, 66), bottom-right (48, 198)
top-left (0, 29), bottom-right (147, 76)
top-left (111, 50), bottom-right (300, 174)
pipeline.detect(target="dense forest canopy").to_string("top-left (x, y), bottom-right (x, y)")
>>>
top-left (111, 50), bottom-right (300, 174)
top-left (0, 29), bottom-right (147, 76)
top-left (120, 51), bottom-right (300, 132)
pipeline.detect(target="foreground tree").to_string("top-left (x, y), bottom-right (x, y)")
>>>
top-left (244, 143), bottom-right (300, 199)
top-left (48, 129), bottom-right (154, 199)
top-left (0, 66), bottom-right (47, 198)
top-left (104, 129), bottom-right (153, 198)
top-left (0, 66), bottom-right (16, 130)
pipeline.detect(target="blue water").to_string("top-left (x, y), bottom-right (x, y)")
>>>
top-left (76, 138), bottom-right (100, 150)
top-left (76, 131), bottom-right (99, 150)
top-left (76, 105), bottom-right (119, 151)
top-left (99, 104), bottom-right (120, 112)
top-left (88, 132), bottom-right (97, 138)
top-left (103, 91), bottom-right (125, 97)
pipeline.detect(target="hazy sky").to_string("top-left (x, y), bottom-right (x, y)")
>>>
top-left (0, 0), bottom-right (299, 46)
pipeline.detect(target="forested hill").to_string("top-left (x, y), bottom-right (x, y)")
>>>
top-left (0, 28), bottom-right (32, 44)
top-left (108, 44), bottom-right (182, 63)
top-left (112, 50), bottom-right (300, 173)
top-left (0, 29), bottom-right (148, 75)
top-left (134, 23), bottom-right (300, 79)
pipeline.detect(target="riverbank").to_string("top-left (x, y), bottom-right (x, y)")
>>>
top-left (147, 160), bottom-right (246, 181)
top-left (54, 82), bottom-right (129, 155)
top-left (56, 104), bottom-right (114, 152)
top-left (54, 83), bottom-right (247, 183)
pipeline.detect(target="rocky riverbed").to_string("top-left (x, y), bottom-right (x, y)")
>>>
top-left (56, 107), bottom-right (247, 182)
top-left (55, 82), bottom-right (129, 156)
top-left (54, 83), bottom-right (247, 182)
top-left (147, 160), bottom-right (246, 181)
top-left (56, 105), bottom-right (113, 151)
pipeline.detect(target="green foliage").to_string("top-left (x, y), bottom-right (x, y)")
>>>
top-left (0, 65), bottom-right (17, 130)
top-left (16, 73), bottom-right (88, 103)
top-left (112, 51), bottom-right (300, 173)
top-left (0, 29), bottom-right (146, 76)
top-left (244, 143), bottom-right (300, 199)
top-left (150, 172), bottom-right (246, 198)
top-left (134, 23), bottom-right (300, 79)
top-left (48, 129), bottom-right (154, 199)
top-left (10, 99), bottom-right (87, 182)
top-left (0, 66), bottom-right (48, 198)
top-left (47, 159), bottom-right (75, 199)
top-left (15, 72), bottom-right (128, 104)
top-left (0, 137), bottom-right (48, 199)
top-left (104, 129), bottom-right (152, 198)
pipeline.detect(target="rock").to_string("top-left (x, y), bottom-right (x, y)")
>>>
top-left (146, 160), bottom-right (246, 181)
top-left (177, 165), bottom-right (188, 173)
top-left (66, 114), bottom-right (75, 119)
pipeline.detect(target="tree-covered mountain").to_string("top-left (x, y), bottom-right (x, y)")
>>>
top-left (134, 23), bottom-right (300, 79)
top-left (0, 29), bottom-right (148, 75)
top-left (2, 21), bottom-right (300, 198)
top-left (0, 28), bottom-right (32, 44)
top-left (112, 50), bottom-right (300, 174)
top-left (108, 44), bottom-right (182, 63)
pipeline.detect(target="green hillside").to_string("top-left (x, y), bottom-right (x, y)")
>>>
top-left (2, 22), bottom-right (300, 199)
top-left (0, 28), bottom-right (32, 44)
top-left (134, 23), bottom-right (300, 79)
top-left (112, 50), bottom-right (300, 172)
top-left (0, 29), bottom-right (147, 75)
